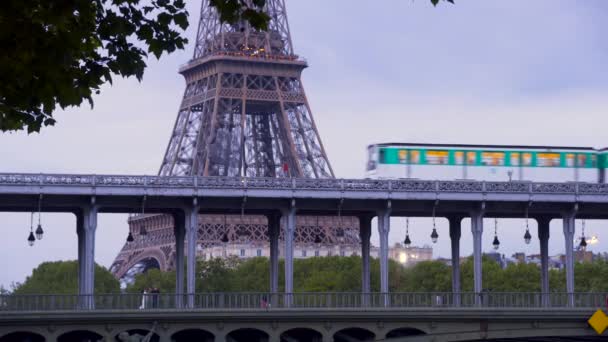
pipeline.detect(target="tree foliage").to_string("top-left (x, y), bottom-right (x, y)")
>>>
top-left (1, 0), bottom-right (454, 133)
top-left (0, 0), bottom-right (189, 133)
top-left (11, 260), bottom-right (120, 295)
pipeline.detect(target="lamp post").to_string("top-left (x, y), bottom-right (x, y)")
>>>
top-left (430, 200), bottom-right (439, 244)
top-left (35, 194), bottom-right (44, 240)
top-left (27, 212), bottom-right (35, 246)
top-left (492, 218), bottom-right (500, 250)
top-left (404, 218), bottom-right (411, 248)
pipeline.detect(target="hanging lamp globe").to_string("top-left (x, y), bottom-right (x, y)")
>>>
top-left (492, 235), bottom-right (500, 250)
top-left (28, 231), bottom-right (36, 246)
top-left (35, 224), bottom-right (44, 240)
top-left (126, 231), bottom-right (134, 243)
top-left (524, 229), bottom-right (532, 244)
top-left (430, 228), bottom-right (439, 244)
top-left (404, 234), bottom-right (411, 248)
top-left (579, 236), bottom-right (587, 251)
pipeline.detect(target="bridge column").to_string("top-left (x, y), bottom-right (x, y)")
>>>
top-left (537, 217), bottom-right (551, 307)
top-left (449, 216), bottom-right (462, 306)
top-left (562, 212), bottom-right (576, 307)
top-left (174, 213), bottom-right (186, 308)
top-left (76, 202), bottom-right (97, 309)
top-left (283, 201), bottom-right (296, 307)
top-left (377, 202), bottom-right (391, 306)
top-left (186, 201), bottom-right (199, 308)
top-left (268, 213), bottom-right (280, 305)
top-left (471, 210), bottom-right (484, 306)
top-left (359, 215), bottom-right (372, 305)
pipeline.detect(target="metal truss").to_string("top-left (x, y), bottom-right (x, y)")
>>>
top-left (116, 0), bottom-right (343, 278)
top-left (111, 214), bottom-right (360, 279)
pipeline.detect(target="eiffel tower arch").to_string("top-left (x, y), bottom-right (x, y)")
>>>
top-left (111, 0), bottom-right (360, 282)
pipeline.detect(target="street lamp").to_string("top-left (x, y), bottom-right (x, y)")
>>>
top-left (492, 218), bottom-right (500, 250)
top-left (27, 212), bottom-right (35, 246)
top-left (579, 220), bottom-right (588, 252)
top-left (35, 194), bottom-right (44, 240)
top-left (140, 196), bottom-right (148, 236)
top-left (403, 218), bottom-right (411, 248)
top-left (430, 200), bottom-right (438, 244)
top-left (523, 204), bottom-right (531, 245)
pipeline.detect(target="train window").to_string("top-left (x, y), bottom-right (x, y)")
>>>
top-left (454, 151), bottom-right (465, 165)
top-left (426, 150), bottom-right (449, 165)
top-left (510, 152), bottom-right (520, 166)
top-left (522, 153), bottom-right (533, 166)
top-left (565, 154), bottom-right (575, 167)
top-left (577, 154), bottom-right (587, 167)
top-left (379, 149), bottom-right (386, 164)
top-left (591, 155), bottom-right (597, 167)
top-left (482, 152), bottom-right (505, 166)
top-left (410, 150), bottom-right (421, 164)
top-left (466, 151), bottom-right (477, 165)
top-left (398, 149), bottom-right (408, 164)
top-left (537, 153), bottom-right (560, 167)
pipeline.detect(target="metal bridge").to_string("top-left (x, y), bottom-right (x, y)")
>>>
top-left (2, 173), bottom-right (608, 340)
top-left (0, 292), bottom-right (607, 341)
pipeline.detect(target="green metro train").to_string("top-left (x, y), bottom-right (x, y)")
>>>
top-left (366, 143), bottom-right (608, 183)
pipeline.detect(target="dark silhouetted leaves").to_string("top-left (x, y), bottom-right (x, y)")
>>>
top-left (0, 0), bottom-right (189, 133)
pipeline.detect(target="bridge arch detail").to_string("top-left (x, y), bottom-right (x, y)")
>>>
top-left (280, 327), bottom-right (323, 342)
top-left (0, 331), bottom-right (46, 342)
top-left (333, 327), bottom-right (375, 342)
top-left (386, 327), bottom-right (427, 338)
top-left (57, 330), bottom-right (103, 342)
top-left (171, 328), bottom-right (215, 342)
top-left (226, 328), bottom-right (269, 342)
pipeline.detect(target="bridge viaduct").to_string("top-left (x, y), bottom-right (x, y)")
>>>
top-left (2, 174), bottom-right (608, 340)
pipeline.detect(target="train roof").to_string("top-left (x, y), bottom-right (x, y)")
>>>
top-left (368, 142), bottom-right (598, 151)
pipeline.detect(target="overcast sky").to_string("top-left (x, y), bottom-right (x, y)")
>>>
top-left (1, 0), bottom-right (608, 288)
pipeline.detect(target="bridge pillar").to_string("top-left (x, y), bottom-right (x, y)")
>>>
top-left (471, 210), bottom-right (484, 306)
top-left (174, 213), bottom-right (186, 308)
top-left (537, 217), bottom-right (551, 307)
top-left (283, 202), bottom-right (297, 306)
top-left (377, 202), bottom-right (391, 306)
top-left (186, 202), bottom-right (199, 308)
top-left (76, 202), bottom-right (97, 309)
top-left (449, 216), bottom-right (462, 306)
top-left (562, 212), bottom-right (576, 307)
top-left (268, 213), bottom-right (280, 304)
top-left (359, 215), bottom-right (373, 304)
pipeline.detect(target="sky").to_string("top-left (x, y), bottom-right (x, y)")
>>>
top-left (1, 0), bottom-right (608, 288)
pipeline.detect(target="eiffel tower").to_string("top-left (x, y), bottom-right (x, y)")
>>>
top-left (111, 0), bottom-right (359, 282)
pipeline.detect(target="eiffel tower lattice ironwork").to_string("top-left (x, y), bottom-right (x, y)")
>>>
top-left (159, 0), bottom-right (333, 178)
top-left (111, 0), bottom-right (359, 281)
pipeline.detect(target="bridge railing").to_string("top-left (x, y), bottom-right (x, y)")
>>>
top-left (1, 292), bottom-right (607, 311)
